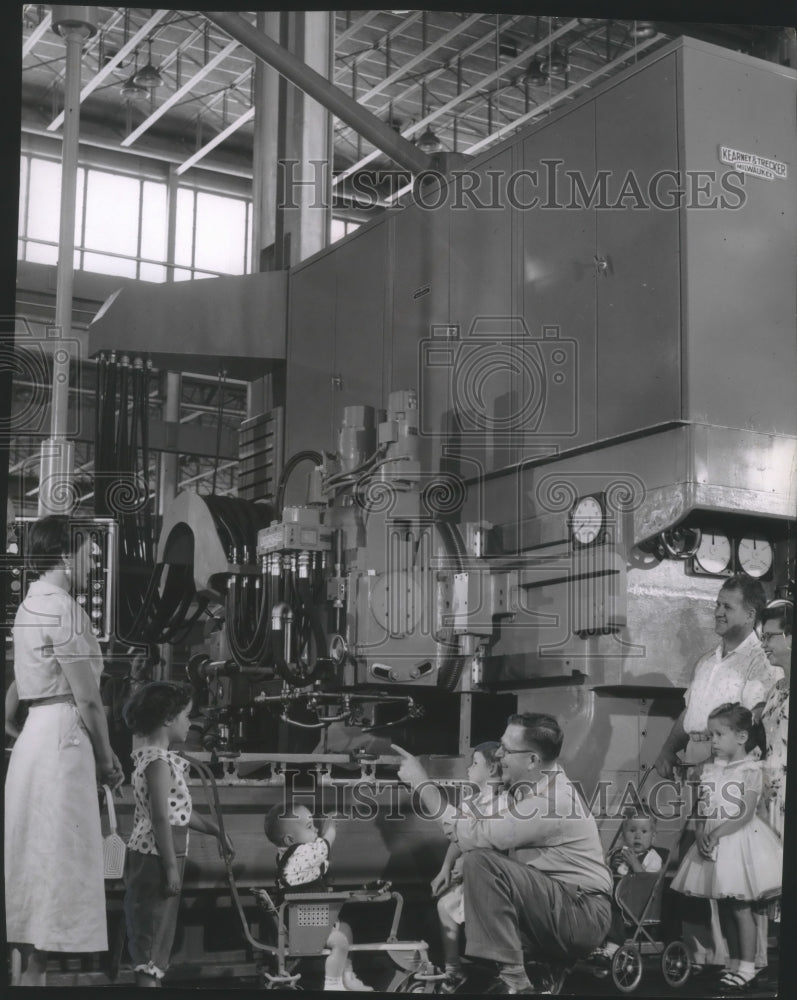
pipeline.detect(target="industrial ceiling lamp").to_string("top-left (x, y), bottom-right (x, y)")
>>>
top-left (416, 81), bottom-right (443, 154)
top-left (120, 50), bottom-right (147, 103)
top-left (120, 75), bottom-right (148, 103)
top-left (524, 59), bottom-right (548, 87)
top-left (417, 126), bottom-right (443, 154)
top-left (540, 44), bottom-right (568, 76)
top-left (133, 38), bottom-right (163, 89)
top-left (630, 20), bottom-right (657, 40)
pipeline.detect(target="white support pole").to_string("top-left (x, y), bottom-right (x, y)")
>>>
top-left (39, 8), bottom-right (96, 515)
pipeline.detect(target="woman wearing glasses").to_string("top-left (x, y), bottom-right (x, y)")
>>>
top-left (757, 601), bottom-right (792, 842)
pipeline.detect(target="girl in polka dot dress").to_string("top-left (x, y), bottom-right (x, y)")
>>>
top-left (122, 682), bottom-right (233, 986)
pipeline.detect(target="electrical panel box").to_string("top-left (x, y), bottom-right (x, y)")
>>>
top-left (4, 518), bottom-right (117, 643)
top-left (257, 507), bottom-right (332, 555)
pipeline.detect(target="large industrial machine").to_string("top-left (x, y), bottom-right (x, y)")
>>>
top-left (81, 37), bottom-right (797, 986)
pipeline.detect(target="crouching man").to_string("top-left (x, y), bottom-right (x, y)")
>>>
top-left (394, 713), bottom-right (612, 995)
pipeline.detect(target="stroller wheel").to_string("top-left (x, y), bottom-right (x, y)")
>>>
top-left (611, 944), bottom-right (643, 993)
top-left (393, 972), bottom-right (437, 993)
top-left (661, 940), bottom-right (691, 988)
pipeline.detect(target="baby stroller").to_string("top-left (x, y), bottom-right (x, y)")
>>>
top-left (580, 773), bottom-right (694, 994)
top-left (186, 755), bottom-right (440, 992)
top-left (599, 856), bottom-right (691, 994)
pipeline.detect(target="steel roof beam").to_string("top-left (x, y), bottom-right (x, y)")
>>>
top-left (334, 17), bottom-right (578, 186)
top-left (357, 12), bottom-right (485, 105)
top-left (22, 10), bottom-right (52, 58)
top-left (176, 106), bottom-right (254, 174)
top-left (334, 11), bottom-right (422, 85)
top-left (336, 10), bottom-right (384, 48)
top-left (334, 12), bottom-right (525, 142)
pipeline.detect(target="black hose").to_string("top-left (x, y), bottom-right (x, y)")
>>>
top-left (275, 450), bottom-right (323, 515)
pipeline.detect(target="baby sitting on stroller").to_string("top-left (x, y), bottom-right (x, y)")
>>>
top-left (256, 803), bottom-right (374, 992)
top-left (590, 806), bottom-right (664, 963)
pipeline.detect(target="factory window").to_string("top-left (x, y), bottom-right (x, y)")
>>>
top-left (18, 154), bottom-right (169, 281)
top-left (330, 218), bottom-right (360, 244)
top-left (174, 186), bottom-right (252, 279)
top-left (22, 157), bottom-right (68, 266)
top-left (82, 171), bottom-right (141, 278)
top-left (18, 155), bottom-right (252, 282)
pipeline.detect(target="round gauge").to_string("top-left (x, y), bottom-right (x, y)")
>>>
top-left (570, 495), bottom-right (604, 545)
top-left (693, 532), bottom-right (732, 575)
top-left (737, 538), bottom-right (773, 579)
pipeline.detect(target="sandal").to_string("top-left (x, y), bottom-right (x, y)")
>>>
top-left (718, 972), bottom-right (752, 992)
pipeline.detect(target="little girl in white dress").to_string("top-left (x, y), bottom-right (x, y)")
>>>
top-left (671, 702), bottom-right (782, 991)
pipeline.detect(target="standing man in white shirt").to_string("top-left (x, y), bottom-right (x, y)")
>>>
top-left (654, 575), bottom-right (782, 973)
top-left (655, 576), bottom-right (779, 778)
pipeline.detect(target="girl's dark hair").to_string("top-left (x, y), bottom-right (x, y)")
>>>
top-left (122, 681), bottom-right (193, 736)
top-left (708, 702), bottom-right (760, 753)
top-left (473, 741), bottom-right (501, 767)
top-left (25, 515), bottom-right (72, 576)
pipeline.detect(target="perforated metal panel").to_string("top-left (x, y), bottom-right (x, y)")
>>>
top-left (295, 903), bottom-right (329, 927)
top-left (286, 898), bottom-right (346, 955)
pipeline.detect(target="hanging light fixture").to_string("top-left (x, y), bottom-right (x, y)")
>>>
top-left (524, 59), bottom-right (548, 87)
top-left (120, 49), bottom-right (147, 103)
top-left (417, 80), bottom-right (443, 154)
top-left (417, 126), bottom-right (444, 154)
top-left (120, 76), bottom-right (148, 103)
top-left (133, 38), bottom-right (163, 89)
top-left (630, 20), bottom-right (657, 40)
top-left (540, 45), bottom-right (568, 76)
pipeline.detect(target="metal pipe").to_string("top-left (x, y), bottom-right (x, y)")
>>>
top-left (39, 10), bottom-right (96, 514)
top-left (158, 372), bottom-right (181, 515)
top-left (204, 11), bottom-right (432, 175)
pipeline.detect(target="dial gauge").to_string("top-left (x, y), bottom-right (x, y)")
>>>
top-left (693, 532), bottom-right (732, 575)
top-left (737, 538), bottom-right (773, 579)
top-left (570, 495), bottom-right (604, 546)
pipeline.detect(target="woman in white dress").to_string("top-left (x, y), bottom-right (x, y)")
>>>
top-left (756, 601), bottom-right (791, 927)
top-left (5, 516), bottom-right (124, 985)
top-left (757, 601), bottom-right (791, 841)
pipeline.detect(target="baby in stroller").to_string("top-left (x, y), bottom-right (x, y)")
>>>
top-left (590, 806), bottom-right (664, 963)
top-left (259, 803), bottom-right (374, 992)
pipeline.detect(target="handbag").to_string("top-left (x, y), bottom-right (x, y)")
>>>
top-left (102, 784), bottom-right (127, 880)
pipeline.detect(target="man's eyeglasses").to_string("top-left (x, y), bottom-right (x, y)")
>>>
top-left (497, 741), bottom-right (534, 756)
top-left (760, 631), bottom-right (786, 644)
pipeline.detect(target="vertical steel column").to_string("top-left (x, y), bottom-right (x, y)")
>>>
top-left (158, 372), bottom-right (181, 516)
top-left (39, 8), bottom-right (96, 514)
top-left (294, 10), bottom-right (332, 262)
top-left (165, 165), bottom-right (178, 282)
top-left (251, 10), bottom-right (281, 271)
